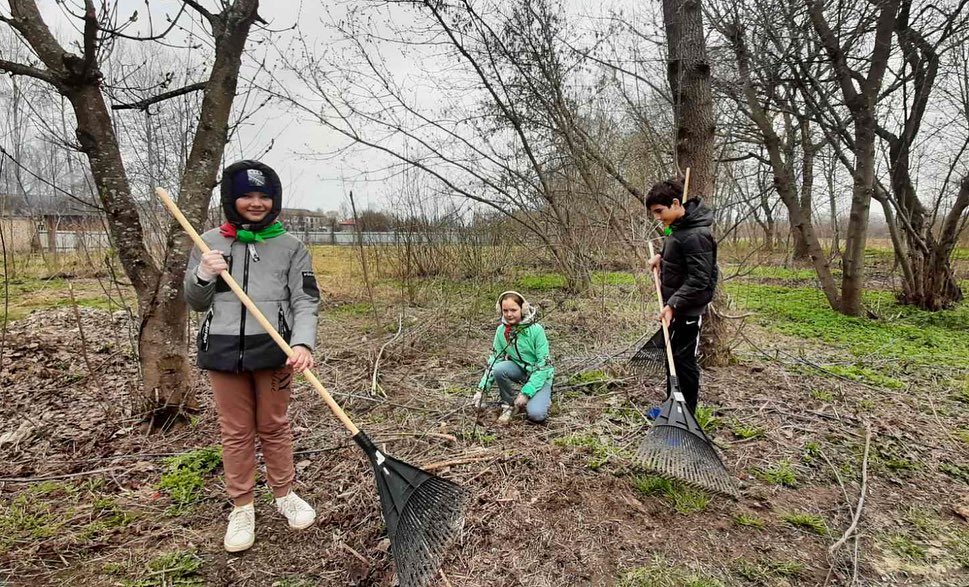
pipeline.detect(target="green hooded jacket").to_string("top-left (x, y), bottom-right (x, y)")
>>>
top-left (477, 310), bottom-right (554, 397)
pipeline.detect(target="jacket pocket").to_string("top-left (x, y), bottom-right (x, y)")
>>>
top-left (197, 309), bottom-right (214, 352)
top-left (215, 254), bottom-right (232, 293)
top-left (278, 306), bottom-right (291, 342)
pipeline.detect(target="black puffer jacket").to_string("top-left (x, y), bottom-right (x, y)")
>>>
top-left (659, 198), bottom-right (719, 317)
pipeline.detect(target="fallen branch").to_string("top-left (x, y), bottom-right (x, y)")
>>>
top-left (830, 424), bottom-right (871, 553)
top-left (422, 452), bottom-right (500, 471)
top-left (371, 313), bottom-right (404, 398)
top-left (0, 466), bottom-right (126, 483)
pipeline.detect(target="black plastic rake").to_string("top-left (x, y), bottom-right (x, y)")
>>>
top-left (628, 327), bottom-right (665, 376)
top-left (158, 188), bottom-right (467, 586)
top-left (638, 241), bottom-right (737, 498)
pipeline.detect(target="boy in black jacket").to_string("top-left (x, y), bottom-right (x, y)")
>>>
top-left (646, 178), bottom-right (718, 415)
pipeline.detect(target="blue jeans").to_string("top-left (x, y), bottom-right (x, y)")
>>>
top-left (490, 360), bottom-right (552, 423)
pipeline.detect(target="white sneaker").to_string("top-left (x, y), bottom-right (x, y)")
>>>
top-left (276, 491), bottom-right (316, 530)
top-left (497, 404), bottom-right (514, 425)
top-left (224, 503), bottom-right (255, 552)
top-left (471, 391), bottom-right (484, 410)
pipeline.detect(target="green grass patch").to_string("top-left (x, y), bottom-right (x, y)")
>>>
top-left (330, 301), bottom-right (374, 316)
top-left (553, 433), bottom-right (624, 470)
top-left (617, 557), bottom-right (723, 587)
top-left (753, 460), bottom-right (798, 487)
top-left (158, 447), bottom-right (222, 512)
top-left (782, 512), bottom-right (828, 535)
top-left (802, 441), bottom-right (822, 464)
top-left (734, 513), bottom-right (765, 528)
top-left (693, 404), bottom-right (719, 434)
top-left (729, 419), bottom-right (765, 440)
top-left (632, 475), bottom-right (711, 514)
top-left (810, 388), bottom-right (834, 402)
top-left (956, 428), bottom-right (969, 445)
top-left (460, 428), bottom-right (497, 446)
top-left (725, 283), bottom-right (969, 374)
top-left (592, 271), bottom-right (637, 286)
top-left (517, 272), bottom-right (567, 291)
top-left (731, 557), bottom-right (805, 583)
top-left (124, 550), bottom-right (204, 586)
top-left (939, 461), bottom-right (969, 483)
top-left (885, 534), bottom-right (928, 562)
top-left (825, 365), bottom-right (905, 389)
top-left (567, 369), bottom-right (613, 394)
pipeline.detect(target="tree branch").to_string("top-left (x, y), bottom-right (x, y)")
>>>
top-left (111, 81), bottom-right (207, 110)
top-left (0, 58), bottom-right (60, 87)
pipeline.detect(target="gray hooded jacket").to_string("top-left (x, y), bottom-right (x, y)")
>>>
top-left (184, 229), bottom-right (320, 372)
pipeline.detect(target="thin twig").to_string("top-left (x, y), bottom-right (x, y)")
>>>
top-left (371, 313), bottom-right (404, 397)
top-left (0, 466), bottom-right (125, 483)
top-left (830, 424), bottom-right (872, 553)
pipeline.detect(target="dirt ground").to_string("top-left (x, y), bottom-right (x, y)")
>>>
top-left (1, 263), bottom-right (967, 586)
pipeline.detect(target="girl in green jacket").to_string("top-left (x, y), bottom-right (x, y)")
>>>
top-left (473, 291), bottom-right (554, 425)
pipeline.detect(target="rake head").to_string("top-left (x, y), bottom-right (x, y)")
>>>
top-left (628, 328), bottom-right (665, 376)
top-left (636, 385), bottom-right (738, 498)
top-left (354, 432), bottom-right (468, 587)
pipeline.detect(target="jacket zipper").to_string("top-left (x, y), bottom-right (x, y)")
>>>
top-left (237, 243), bottom-right (250, 371)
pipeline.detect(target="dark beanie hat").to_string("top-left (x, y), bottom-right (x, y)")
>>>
top-left (220, 160), bottom-right (283, 230)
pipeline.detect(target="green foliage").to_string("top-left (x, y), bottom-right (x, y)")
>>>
top-left (802, 441), bottom-right (822, 464)
top-left (124, 551), bottom-right (204, 586)
top-left (729, 419), bottom-right (764, 440)
top-left (939, 461), bottom-right (969, 483)
top-left (810, 388), bottom-right (834, 402)
top-left (461, 428), bottom-right (497, 446)
top-left (517, 272), bottom-right (567, 291)
top-left (158, 447), bottom-right (222, 512)
top-left (567, 369), bottom-right (613, 394)
top-left (553, 433), bottom-right (622, 470)
top-left (753, 460), bottom-right (798, 487)
top-left (733, 513), bottom-right (765, 528)
top-left (782, 512), bottom-right (828, 535)
top-left (693, 404), bottom-right (719, 434)
top-left (886, 534), bottom-right (928, 562)
top-left (632, 475), bottom-right (711, 514)
top-left (731, 558), bottom-right (806, 583)
top-left (592, 271), bottom-right (637, 286)
top-left (956, 428), bottom-right (969, 445)
top-left (825, 365), bottom-right (905, 389)
top-left (617, 557), bottom-right (723, 587)
top-left (724, 283), bottom-right (969, 376)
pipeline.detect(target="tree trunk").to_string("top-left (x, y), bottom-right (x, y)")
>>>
top-left (662, 0), bottom-right (716, 197)
top-left (840, 119), bottom-right (877, 316)
top-left (793, 120), bottom-right (817, 260)
top-left (0, 0), bottom-right (262, 427)
top-left (662, 0), bottom-right (727, 366)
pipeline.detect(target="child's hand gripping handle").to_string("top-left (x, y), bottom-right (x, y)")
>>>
top-left (156, 187), bottom-right (359, 436)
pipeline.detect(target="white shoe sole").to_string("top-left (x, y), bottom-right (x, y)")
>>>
top-left (224, 536), bottom-right (254, 553)
top-left (287, 516), bottom-right (316, 530)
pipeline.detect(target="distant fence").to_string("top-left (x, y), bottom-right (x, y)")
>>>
top-left (37, 230), bottom-right (112, 252)
top-left (22, 229), bottom-right (459, 252)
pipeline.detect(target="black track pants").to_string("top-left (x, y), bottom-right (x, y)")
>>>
top-left (664, 315), bottom-right (702, 415)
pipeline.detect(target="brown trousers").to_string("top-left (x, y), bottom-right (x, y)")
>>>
top-left (209, 367), bottom-right (294, 505)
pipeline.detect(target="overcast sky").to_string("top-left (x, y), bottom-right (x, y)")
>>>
top-left (16, 0), bottom-right (641, 213)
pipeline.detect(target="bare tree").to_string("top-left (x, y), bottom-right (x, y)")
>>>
top-left (0, 0), bottom-right (263, 427)
top-left (662, 0), bottom-right (716, 197)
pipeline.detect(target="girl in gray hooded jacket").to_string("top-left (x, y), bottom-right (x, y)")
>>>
top-left (184, 160), bottom-right (320, 553)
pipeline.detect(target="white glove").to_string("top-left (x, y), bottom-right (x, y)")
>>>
top-left (196, 250), bottom-right (227, 282)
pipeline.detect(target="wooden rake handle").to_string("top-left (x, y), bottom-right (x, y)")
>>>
top-left (648, 240), bottom-right (677, 378)
top-left (156, 187), bottom-right (360, 436)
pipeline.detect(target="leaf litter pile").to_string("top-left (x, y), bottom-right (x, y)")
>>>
top-left (1, 297), bottom-right (967, 586)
